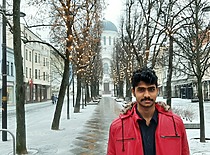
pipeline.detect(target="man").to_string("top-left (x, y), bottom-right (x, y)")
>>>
top-left (107, 67), bottom-right (190, 155)
top-left (51, 94), bottom-right (55, 104)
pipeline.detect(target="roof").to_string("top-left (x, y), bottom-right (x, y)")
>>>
top-left (102, 20), bottom-right (118, 32)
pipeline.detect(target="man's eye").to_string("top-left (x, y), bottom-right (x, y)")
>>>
top-left (139, 88), bottom-right (146, 92)
top-left (148, 87), bottom-right (155, 92)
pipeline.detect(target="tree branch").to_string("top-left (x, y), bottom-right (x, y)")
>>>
top-left (22, 39), bottom-right (66, 60)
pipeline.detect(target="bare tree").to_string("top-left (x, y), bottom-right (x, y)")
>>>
top-left (22, 0), bottom-right (103, 129)
top-left (145, 0), bottom-right (194, 107)
top-left (114, 0), bottom-right (166, 100)
top-left (13, 0), bottom-right (28, 153)
top-left (173, 0), bottom-right (210, 142)
top-left (111, 40), bottom-right (125, 98)
top-left (71, 0), bottom-right (103, 113)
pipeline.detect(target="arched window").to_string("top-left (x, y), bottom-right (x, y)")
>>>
top-left (109, 36), bottom-right (111, 45)
top-left (103, 63), bottom-right (109, 74)
top-left (104, 36), bottom-right (106, 45)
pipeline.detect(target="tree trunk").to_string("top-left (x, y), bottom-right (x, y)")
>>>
top-left (67, 84), bottom-right (70, 119)
top-left (125, 76), bottom-right (132, 101)
top-left (13, 0), bottom-right (28, 153)
top-left (116, 84), bottom-right (120, 97)
top-left (86, 83), bottom-right (91, 102)
top-left (74, 72), bottom-right (82, 113)
top-left (197, 78), bottom-right (206, 142)
top-left (90, 80), bottom-right (94, 99)
top-left (51, 59), bottom-right (69, 130)
top-left (96, 80), bottom-right (100, 96)
top-left (166, 35), bottom-right (173, 107)
top-left (90, 78), bottom-right (97, 99)
top-left (118, 81), bottom-right (124, 98)
top-left (93, 77), bottom-right (97, 97)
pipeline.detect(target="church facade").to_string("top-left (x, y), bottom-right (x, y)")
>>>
top-left (100, 20), bottom-right (118, 94)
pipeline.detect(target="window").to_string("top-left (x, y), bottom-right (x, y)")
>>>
top-left (46, 58), bottom-right (49, 67)
top-left (104, 36), bottom-right (106, 45)
top-left (38, 54), bottom-right (40, 63)
top-left (45, 58), bottom-right (47, 67)
top-left (25, 49), bottom-right (28, 60)
top-left (38, 70), bottom-right (40, 79)
top-left (43, 72), bottom-right (46, 80)
top-left (35, 69), bottom-right (37, 79)
top-left (11, 62), bottom-right (13, 76)
top-left (103, 63), bottom-right (109, 74)
top-left (35, 53), bottom-right (37, 63)
top-left (43, 57), bottom-right (45, 66)
top-left (26, 67), bottom-right (28, 78)
top-left (7, 61), bottom-right (9, 75)
top-left (29, 51), bottom-right (32, 61)
top-left (109, 36), bottom-right (111, 45)
top-left (29, 68), bottom-right (32, 78)
top-left (46, 73), bottom-right (48, 81)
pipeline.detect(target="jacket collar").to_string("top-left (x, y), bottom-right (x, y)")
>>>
top-left (119, 101), bottom-right (173, 120)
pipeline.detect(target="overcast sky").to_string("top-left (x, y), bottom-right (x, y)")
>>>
top-left (103, 0), bottom-right (124, 28)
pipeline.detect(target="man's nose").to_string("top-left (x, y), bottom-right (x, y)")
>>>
top-left (143, 89), bottom-right (150, 97)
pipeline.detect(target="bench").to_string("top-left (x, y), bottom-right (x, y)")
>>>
top-left (191, 98), bottom-right (199, 102)
top-left (184, 123), bottom-right (200, 129)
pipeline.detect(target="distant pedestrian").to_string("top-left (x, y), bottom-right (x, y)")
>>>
top-left (51, 94), bottom-right (55, 104)
top-left (55, 94), bottom-right (58, 104)
top-left (107, 66), bottom-right (190, 155)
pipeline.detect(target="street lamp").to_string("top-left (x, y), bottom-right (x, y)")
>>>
top-left (1, 0), bottom-right (7, 142)
top-left (1, 1), bottom-right (26, 141)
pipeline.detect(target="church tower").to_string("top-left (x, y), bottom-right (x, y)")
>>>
top-left (100, 20), bottom-right (118, 94)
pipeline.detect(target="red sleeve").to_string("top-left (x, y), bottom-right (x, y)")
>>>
top-left (181, 122), bottom-right (190, 155)
top-left (107, 124), bottom-right (116, 155)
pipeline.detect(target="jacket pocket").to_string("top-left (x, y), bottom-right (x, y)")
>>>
top-left (115, 137), bottom-right (140, 155)
top-left (159, 135), bottom-right (181, 154)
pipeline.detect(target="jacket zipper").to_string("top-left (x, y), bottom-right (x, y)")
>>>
top-left (116, 137), bottom-right (136, 141)
top-left (161, 135), bottom-right (180, 138)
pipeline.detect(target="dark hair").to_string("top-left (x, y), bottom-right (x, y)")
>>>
top-left (131, 67), bottom-right (158, 88)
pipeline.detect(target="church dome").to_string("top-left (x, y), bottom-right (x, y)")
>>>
top-left (102, 20), bottom-right (118, 32)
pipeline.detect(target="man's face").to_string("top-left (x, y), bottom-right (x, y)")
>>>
top-left (132, 81), bottom-right (158, 108)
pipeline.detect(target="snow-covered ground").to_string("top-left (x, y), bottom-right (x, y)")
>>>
top-left (0, 99), bottom-right (98, 155)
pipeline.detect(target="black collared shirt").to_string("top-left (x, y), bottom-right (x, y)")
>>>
top-left (136, 107), bottom-right (158, 155)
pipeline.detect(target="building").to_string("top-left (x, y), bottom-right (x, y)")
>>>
top-left (158, 28), bottom-right (210, 100)
top-left (100, 19), bottom-right (118, 94)
top-left (0, 21), bottom-right (51, 104)
top-left (21, 25), bottom-right (51, 103)
top-left (0, 17), bottom-right (16, 105)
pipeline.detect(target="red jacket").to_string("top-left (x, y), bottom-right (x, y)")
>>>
top-left (107, 102), bottom-right (190, 155)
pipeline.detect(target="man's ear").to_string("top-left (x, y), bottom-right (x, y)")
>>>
top-left (132, 88), bottom-right (135, 97)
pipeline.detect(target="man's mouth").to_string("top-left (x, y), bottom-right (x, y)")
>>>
top-left (143, 100), bottom-right (153, 104)
top-left (141, 98), bottom-right (154, 102)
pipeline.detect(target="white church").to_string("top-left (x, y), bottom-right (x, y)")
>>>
top-left (100, 19), bottom-right (118, 94)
